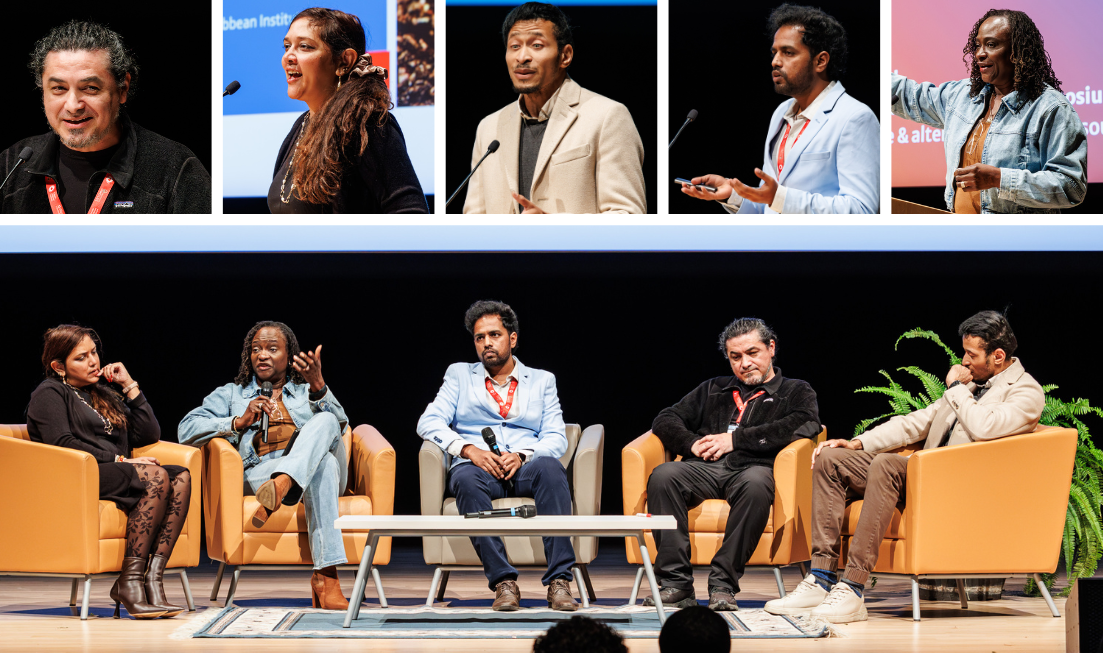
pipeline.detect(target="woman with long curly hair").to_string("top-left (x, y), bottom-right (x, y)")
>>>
top-left (269, 8), bottom-right (428, 213)
top-left (178, 321), bottom-right (353, 609)
top-left (27, 325), bottom-right (192, 619)
top-left (891, 9), bottom-right (1086, 213)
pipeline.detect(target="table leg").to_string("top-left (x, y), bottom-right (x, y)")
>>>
top-left (371, 567), bottom-right (388, 608)
top-left (572, 565), bottom-right (590, 608)
top-left (426, 567), bottom-right (443, 607)
top-left (636, 531), bottom-right (666, 624)
top-left (628, 566), bottom-right (644, 605)
top-left (343, 532), bottom-right (376, 628)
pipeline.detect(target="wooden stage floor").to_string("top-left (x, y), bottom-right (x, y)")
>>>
top-left (0, 543), bottom-right (1076, 652)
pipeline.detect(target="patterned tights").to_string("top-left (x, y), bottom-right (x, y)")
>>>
top-left (124, 464), bottom-right (192, 559)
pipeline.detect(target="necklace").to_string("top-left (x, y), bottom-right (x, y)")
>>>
top-left (63, 379), bottom-right (113, 435)
top-left (279, 115), bottom-right (310, 204)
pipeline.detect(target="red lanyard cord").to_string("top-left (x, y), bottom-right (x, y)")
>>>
top-left (777, 120), bottom-right (810, 176)
top-left (45, 174), bottom-right (115, 214)
top-left (732, 390), bottom-right (765, 427)
top-left (485, 377), bottom-right (518, 419)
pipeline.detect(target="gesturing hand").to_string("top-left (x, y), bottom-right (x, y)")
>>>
top-left (235, 396), bottom-right (276, 431)
top-left (953, 163), bottom-right (1001, 192)
top-left (463, 444), bottom-right (507, 479)
top-left (680, 174), bottom-right (733, 201)
top-left (100, 362), bottom-right (133, 387)
top-left (511, 192), bottom-right (548, 214)
top-left (946, 364), bottom-right (973, 387)
top-left (293, 345), bottom-right (325, 393)
top-left (811, 438), bottom-right (863, 468)
top-left (731, 168), bottom-right (779, 207)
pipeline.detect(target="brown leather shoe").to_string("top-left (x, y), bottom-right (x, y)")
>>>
top-left (144, 554), bottom-right (185, 617)
top-left (492, 579), bottom-right (520, 611)
top-left (310, 566), bottom-right (350, 610)
top-left (547, 579), bottom-right (578, 611)
top-left (256, 474), bottom-right (294, 512)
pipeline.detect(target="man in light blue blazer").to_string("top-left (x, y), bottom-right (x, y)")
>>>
top-left (681, 5), bottom-right (879, 214)
top-left (417, 300), bottom-right (578, 612)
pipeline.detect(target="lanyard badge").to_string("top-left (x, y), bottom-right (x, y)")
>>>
top-left (45, 174), bottom-right (115, 214)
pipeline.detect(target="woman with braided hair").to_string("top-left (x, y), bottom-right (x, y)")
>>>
top-left (891, 9), bottom-right (1086, 213)
top-left (27, 325), bottom-right (192, 619)
top-left (269, 7), bottom-right (428, 213)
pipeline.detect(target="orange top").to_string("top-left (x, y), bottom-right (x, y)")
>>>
top-left (954, 109), bottom-right (995, 214)
top-left (253, 394), bottom-right (296, 457)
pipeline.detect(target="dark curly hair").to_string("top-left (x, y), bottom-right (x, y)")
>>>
top-left (501, 2), bottom-right (574, 51)
top-left (30, 20), bottom-right (138, 99)
top-left (234, 321), bottom-right (305, 387)
top-left (963, 9), bottom-right (1061, 101)
top-left (767, 4), bottom-right (848, 81)
top-left (533, 616), bottom-right (627, 653)
top-left (464, 300), bottom-right (519, 348)
top-left (718, 317), bottom-right (777, 359)
top-left (959, 310), bottom-right (1018, 358)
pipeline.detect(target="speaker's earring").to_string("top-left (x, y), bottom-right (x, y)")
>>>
top-left (337, 69), bottom-right (344, 90)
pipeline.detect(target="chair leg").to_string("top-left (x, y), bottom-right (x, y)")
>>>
top-left (179, 569), bottom-right (196, 611)
top-left (577, 563), bottom-right (597, 602)
top-left (628, 566), bottom-right (644, 605)
top-left (426, 567), bottom-right (443, 607)
top-left (79, 575), bottom-right (91, 621)
top-left (69, 578), bottom-right (79, 607)
top-left (955, 578), bottom-right (968, 609)
top-left (773, 567), bottom-right (786, 598)
top-left (1034, 573), bottom-right (1060, 617)
top-left (798, 562), bottom-right (810, 578)
top-left (225, 567), bottom-right (242, 606)
top-left (371, 567), bottom-right (388, 608)
top-left (436, 570), bottom-right (450, 602)
top-left (911, 577), bottom-right (921, 622)
top-left (210, 561), bottom-right (226, 601)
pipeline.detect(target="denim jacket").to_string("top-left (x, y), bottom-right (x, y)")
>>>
top-left (177, 377), bottom-right (348, 472)
top-left (892, 74), bottom-right (1087, 213)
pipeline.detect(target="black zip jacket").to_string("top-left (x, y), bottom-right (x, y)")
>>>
top-left (0, 114), bottom-right (210, 214)
top-left (652, 367), bottom-right (821, 471)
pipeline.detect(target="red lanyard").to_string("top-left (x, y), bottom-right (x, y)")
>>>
top-left (777, 120), bottom-right (810, 176)
top-left (732, 390), bottom-right (765, 426)
top-left (45, 174), bottom-right (115, 214)
top-left (485, 377), bottom-right (518, 419)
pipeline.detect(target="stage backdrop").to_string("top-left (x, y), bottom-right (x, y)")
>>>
top-left (223, 0), bottom-right (435, 201)
top-left (892, 0), bottom-right (1103, 186)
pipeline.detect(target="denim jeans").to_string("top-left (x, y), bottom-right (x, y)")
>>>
top-left (244, 412), bottom-right (347, 569)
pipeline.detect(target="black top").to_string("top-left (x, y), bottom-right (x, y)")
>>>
top-left (518, 117), bottom-right (547, 202)
top-left (268, 111), bottom-right (428, 214)
top-left (58, 143), bottom-right (120, 214)
top-left (651, 367), bottom-right (821, 471)
top-left (26, 377), bottom-right (161, 463)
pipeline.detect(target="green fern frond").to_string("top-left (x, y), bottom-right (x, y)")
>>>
top-left (897, 366), bottom-right (947, 406)
top-left (895, 328), bottom-right (961, 364)
top-left (853, 413), bottom-right (900, 438)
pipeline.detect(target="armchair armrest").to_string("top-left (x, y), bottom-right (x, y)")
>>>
top-left (133, 441), bottom-right (203, 566)
top-left (622, 431), bottom-right (668, 515)
top-left (904, 427), bottom-right (1077, 575)
top-left (0, 437), bottom-right (100, 573)
top-left (419, 440), bottom-right (449, 516)
top-left (572, 424), bottom-right (604, 516)
top-left (770, 436), bottom-right (815, 563)
top-left (351, 425), bottom-right (395, 516)
top-left (201, 437), bottom-right (245, 565)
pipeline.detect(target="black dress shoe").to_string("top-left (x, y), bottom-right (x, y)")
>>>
top-left (708, 587), bottom-right (738, 611)
top-left (642, 586), bottom-right (697, 608)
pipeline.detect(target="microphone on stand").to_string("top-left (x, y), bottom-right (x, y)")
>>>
top-left (446, 140), bottom-right (500, 210)
top-left (464, 505), bottom-right (536, 519)
top-left (223, 81), bottom-right (241, 97)
top-left (260, 381), bottom-right (273, 443)
top-left (0, 147), bottom-right (33, 192)
top-left (668, 109), bottom-right (698, 149)
top-left (481, 426), bottom-right (514, 490)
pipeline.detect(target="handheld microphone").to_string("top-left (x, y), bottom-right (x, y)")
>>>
top-left (0, 147), bottom-right (33, 192)
top-left (668, 109), bottom-right (698, 150)
top-left (446, 140), bottom-right (500, 210)
top-left (224, 81), bottom-right (241, 97)
top-left (481, 426), bottom-right (514, 490)
top-left (464, 505), bottom-right (537, 519)
top-left (260, 381), bottom-right (273, 443)
top-left (892, 94), bottom-right (899, 105)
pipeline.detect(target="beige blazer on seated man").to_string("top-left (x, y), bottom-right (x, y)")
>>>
top-left (854, 357), bottom-right (1045, 453)
top-left (463, 77), bottom-right (646, 214)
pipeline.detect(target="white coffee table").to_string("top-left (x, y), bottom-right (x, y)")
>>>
top-left (334, 514), bottom-right (677, 627)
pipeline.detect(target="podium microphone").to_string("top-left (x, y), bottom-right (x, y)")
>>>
top-left (481, 426), bottom-right (514, 490)
top-left (260, 381), bottom-right (273, 443)
top-left (0, 147), bottom-right (33, 192)
top-left (668, 109), bottom-right (698, 149)
top-left (446, 140), bottom-right (499, 210)
top-left (224, 81), bottom-right (241, 97)
top-left (465, 505), bottom-right (536, 519)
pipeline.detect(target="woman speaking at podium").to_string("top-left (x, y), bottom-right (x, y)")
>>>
top-left (269, 7), bottom-right (428, 213)
top-left (891, 9), bottom-right (1086, 213)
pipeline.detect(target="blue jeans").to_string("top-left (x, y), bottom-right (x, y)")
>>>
top-left (448, 457), bottom-right (576, 589)
top-left (244, 412), bottom-right (347, 569)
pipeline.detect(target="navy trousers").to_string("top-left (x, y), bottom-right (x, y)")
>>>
top-left (447, 456), bottom-right (576, 589)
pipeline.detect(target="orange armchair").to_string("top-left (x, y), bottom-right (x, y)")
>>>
top-left (0, 424), bottom-right (202, 619)
top-left (202, 424), bottom-right (396, 606)
top-left (622, 429), bottom-right (825, 598)
top-left (839, 425), bottom-right (1077, 620)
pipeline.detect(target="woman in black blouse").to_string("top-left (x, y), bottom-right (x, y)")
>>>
top-left (269, 7), bottom-right (428, 213)
top-left (27, 325), bottom-right (191, 619)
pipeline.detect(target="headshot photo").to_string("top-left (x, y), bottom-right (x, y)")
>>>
top-left (891, 0), bottom-right (1098, 214)
top-left (445, 0), bottom-right (657, 214)
top-left (222, 0), bottom-right (435, 213)
top-left (1, 5), bottom-right (212, 214)
top-left (669, 2), bottom-right (880, 215)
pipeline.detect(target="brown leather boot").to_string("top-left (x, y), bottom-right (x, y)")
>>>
top-left (256, 474), bottom-right (294, 513)
top-left (110, 556), bottom-right (166, 619)
top-left (143, 554), bottom-right (185, 617)
top-left (492, 579), bottom-right (520, 611)
top-left (547, 579), bottom-right (578, 611)
top-left (310, 566), bottom-right (350, 610)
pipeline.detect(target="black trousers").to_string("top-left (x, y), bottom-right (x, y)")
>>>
top-left (647, 460), bottom-right (774, 593)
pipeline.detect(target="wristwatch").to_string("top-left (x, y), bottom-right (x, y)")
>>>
top-left (948, 380), bottom-right (963, 390)
top-left (517, 452), bottom-right (528, 464)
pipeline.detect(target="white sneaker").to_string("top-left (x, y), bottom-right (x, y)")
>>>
top-left (810, 582), bottom-right (868, 623)
top-left (763, 574), bottom-right (829, 616)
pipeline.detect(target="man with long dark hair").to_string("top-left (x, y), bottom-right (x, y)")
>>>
top-left (0, 21), bottom-right (210, 213)
top-left (892, 9), bottom-right (1087, 213)
top-left (681, 4), bottom-right (879, 213)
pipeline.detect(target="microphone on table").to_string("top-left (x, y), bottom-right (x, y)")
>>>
top-left (481, 426), bottom-right (514, 490)
top-left (446, 140), bottom-right (500, 210)
top-left (260, 381), bottom-right (273, 443)
top-left (465, 505), bottom-right (537, 519)
top-left (668, 109), bottom-right (698, 149)
top-left (223, 81), bottom-right (241, 97)
top-left (0, 147), bottom-right (33, 192)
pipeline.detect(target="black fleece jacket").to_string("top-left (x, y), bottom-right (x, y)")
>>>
top-left (0, 113), bottom-right (210, 214)
top-left (652, 367), bottom-right (821, 471)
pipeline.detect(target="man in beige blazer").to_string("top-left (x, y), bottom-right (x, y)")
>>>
top-left (765, 310), bottom-right (1044, 623)
top-left (462, 2), bottom-right (646, 214)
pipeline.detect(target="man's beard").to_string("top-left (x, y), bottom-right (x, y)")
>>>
top-left (512, 83), bottom-right (540, 95)
top-left (773, 64), bottom-right (813, 98)
top-left (481, 349), bottom-right (510, 368)
top-left (50, 103), bottom-right (120, 150)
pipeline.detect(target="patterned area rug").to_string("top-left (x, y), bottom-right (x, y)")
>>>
top-left (190, 605), bottom-right (831, 639)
